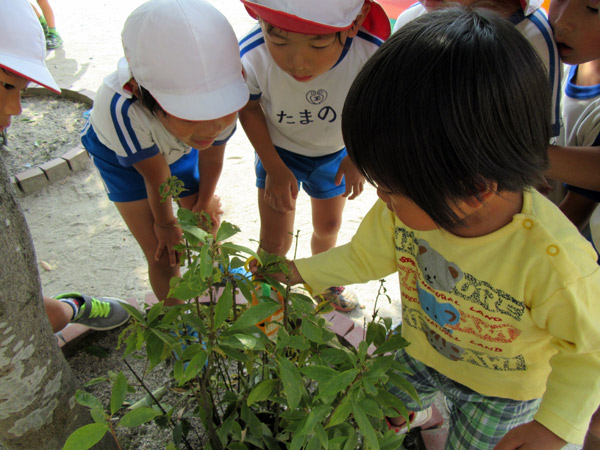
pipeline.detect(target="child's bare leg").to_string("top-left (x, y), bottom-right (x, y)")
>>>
top-left (44, 296), bottom-right (73, 332)
top-left (584, 407), bottom-right (600, 450)
top-left (35, 0), bottom-right (55, 28)
top-left (258, 188), bottom-right (295, 256)
top-left (310, 195), bottom-right (345, 255)
top-left (115, 199), bottom-right (183, 306)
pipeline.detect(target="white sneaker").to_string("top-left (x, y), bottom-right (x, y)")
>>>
top-left (385, 407), bottom-right (433, 435)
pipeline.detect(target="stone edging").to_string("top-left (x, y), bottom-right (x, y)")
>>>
top-left (6, 87), bottom-right (96, 196)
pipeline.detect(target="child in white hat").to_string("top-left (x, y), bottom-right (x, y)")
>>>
top-left (393, 0), bottom-right (562, 139)
top-left (238, 0), bottom-right (390, 312)
top-left (81, 0), bottom-right (249, 306)
top-left (0, 0), bottom-right (130, 333)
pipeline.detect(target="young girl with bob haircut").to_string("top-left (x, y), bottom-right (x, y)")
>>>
top-left (271, 6), bottom-right (600, 448)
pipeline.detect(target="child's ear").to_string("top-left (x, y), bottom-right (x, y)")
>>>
top-left (127, 78), bottom-right (142, 98)
top-left (348, 2), bottom-right (371, 37)
top-left (463, 182), bottom-right (498, 208)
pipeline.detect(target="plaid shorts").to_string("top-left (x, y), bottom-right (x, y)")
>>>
top-left (389, 350), bottom-right (541, 449)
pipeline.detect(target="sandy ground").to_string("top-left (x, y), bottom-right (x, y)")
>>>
top-left (19, 0), bottom-right (402, 327)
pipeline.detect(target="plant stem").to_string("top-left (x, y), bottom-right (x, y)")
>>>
top-left (123, 359), bottom-right (196, 450)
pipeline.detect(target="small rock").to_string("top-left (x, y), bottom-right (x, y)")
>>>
top-left (360, 304), bottom-right (366, 309)
top-left (40, 260), bottom-right (52, 271)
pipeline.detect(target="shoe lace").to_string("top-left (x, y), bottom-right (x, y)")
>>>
top-left (88, 298), bottom-right (111, 318)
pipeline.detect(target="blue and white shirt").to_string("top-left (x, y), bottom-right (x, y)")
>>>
top-left (239, 26), bottom-right (383, 157)
top-left (393, 3), bottom-right (562, 137)
top-left (85, 58), bottom-right (235, 167)
top-left (557, 65), bottom-right (600, 148)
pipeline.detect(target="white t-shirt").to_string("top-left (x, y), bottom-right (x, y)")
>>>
top-left (393, 3), bottom-right (562, 137)
top-left (88, 58), bottom-right (235, 167)
top-left (240, 26), bottom-right (383, 157)
top-left (557, 65), bottom-right (600, 148)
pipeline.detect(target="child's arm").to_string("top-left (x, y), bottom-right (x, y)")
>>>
top-left (494, 420), bottom-right (566, 450)
top-left (133, 154), bottom-right (182, 267)
top-left (335, 155), bottom-right (365, 200)
top-left (547, 144), bottom-right (600, 191)
top-left (238, 99), bottom-right (299, 213)
top-left (194, 143), bottom-right (225, 233)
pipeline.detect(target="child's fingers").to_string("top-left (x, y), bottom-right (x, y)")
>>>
top-left (334, 167), bottom-right (344, 186)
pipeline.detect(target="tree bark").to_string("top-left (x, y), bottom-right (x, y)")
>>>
top-left (0, 153), bottom-right (113, 449)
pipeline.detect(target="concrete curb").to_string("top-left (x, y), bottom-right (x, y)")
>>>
top-left (8, 88), bottom-right (96, 196)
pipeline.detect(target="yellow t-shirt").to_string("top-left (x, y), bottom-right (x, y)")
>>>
top-left (295, 189), bottom-right (600, 444)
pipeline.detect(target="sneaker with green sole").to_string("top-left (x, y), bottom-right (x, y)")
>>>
top-left (46, 32), bottom-right (63, 50)
top-left (54, 292), bottom-right (130, 330)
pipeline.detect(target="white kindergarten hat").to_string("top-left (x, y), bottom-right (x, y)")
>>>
top-left (241, 0), bottom-right (391, 40)
top-left (122, 0), bottom-right (249, 121)
top-left (0, 0), bottom-right (60, 93)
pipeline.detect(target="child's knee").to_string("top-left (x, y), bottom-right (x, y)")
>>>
top-left (313, 218), bottom-right (342, 237)
top-left (260, 234), bottom-right (293, 256)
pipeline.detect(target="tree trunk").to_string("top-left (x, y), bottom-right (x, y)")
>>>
top-left (0, 153), bottom-right (113, 450)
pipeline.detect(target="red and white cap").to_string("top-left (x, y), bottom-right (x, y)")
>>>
top-left (520, 0), bottom-right (543, 16)
top-left (241, 0), bottom-right (391, 40)
top-left (122, 0), bottom-right (249, 121)
top-left (0, 0), bottom-right (60, 93)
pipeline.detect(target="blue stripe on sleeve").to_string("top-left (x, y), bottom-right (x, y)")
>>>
top-left (528, 10), bottom-right (561, 137)
top-left (240, 36), bottom-right (265, 58)
top-left (239, 26), bottom-right (262, 46)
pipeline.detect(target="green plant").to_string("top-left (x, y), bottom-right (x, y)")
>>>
top-left (64, 177), bottom-right (416, 450)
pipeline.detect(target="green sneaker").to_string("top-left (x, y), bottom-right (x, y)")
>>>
top-left (54, 292), bottom-right (130, 330)
top-left (46, 32), bottom-right (63, 50)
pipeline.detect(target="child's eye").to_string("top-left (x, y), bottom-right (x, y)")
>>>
top-left (1, 81), bottom-right (15, 91)
top-left (587, 5), bottom-right (599, 12)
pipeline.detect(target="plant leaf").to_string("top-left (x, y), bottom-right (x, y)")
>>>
top-left (119, 407), bottom-right (162, 427)
top-left (110, 371), bottom-right (128, 415)
top-left (216, 221), bottom-right (241, 242)
top-left (352, 400), bottom-right (379, 450)
top-left (277, 355), bottom-right (304, 410)
top-left (61, 423), bottom-right (109, 450)
top-left (214, 286), bottom-right (233, 329)
top-left (326, 395), bottom-right (352, 428)
top-left (75, 390), bottom-right (103, 411)
top-left (230, 301), bottom-right (282, 330)
top-left (247, 379), bottom-right (277, 406)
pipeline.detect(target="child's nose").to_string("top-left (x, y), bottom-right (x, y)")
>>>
top-left (551, 2), bottom-right (575, 33)
top-left (289, 50), bottom-right (309, 71)
top-left (2, 92), bottom-right (22, 117)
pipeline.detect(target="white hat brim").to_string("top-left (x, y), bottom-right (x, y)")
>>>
top-left (0, 55), bottom-right (60, 93)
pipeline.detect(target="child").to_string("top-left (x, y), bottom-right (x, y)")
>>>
top-left (270, 7), bottom-right (600, 448)
top-left (30, 0), bottom-right (63, 49)
top-left (0, 0), bottom-right (129, 333)
top-left (238, 0), bottom-right (391, 311)
top-left (545, 0), bottom-right (600, 448)
top-left (393, 0), bottom-right (562, 140)
top-left (546, 0), bottom-right (600, 233)
top-left (81, 0), bottom-right (249, 306)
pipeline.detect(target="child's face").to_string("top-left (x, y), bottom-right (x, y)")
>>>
top-left (262, 24), bottom-right (352, 82)
top-left (0, 69), bottom-right (28, 133)
top-left (376, 187), bottom-right (438, 231)
top-left (549, 0), bottom-right (600, 65)
top-left (157, 111), bottom-right (238, 150)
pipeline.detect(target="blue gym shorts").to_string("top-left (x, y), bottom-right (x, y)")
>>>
top-left (254, 146), bottom-right (347, 199)
top-left (82, 125), bottom-right (199, 202)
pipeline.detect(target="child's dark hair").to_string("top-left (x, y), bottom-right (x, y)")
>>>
top-left (342, 6), bottom-right (551, 229)
top-left (138, 85), bottom-right (167, 116)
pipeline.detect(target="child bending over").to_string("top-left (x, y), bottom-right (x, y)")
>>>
top-left (269, 7), bottom-right (600, 448)
top-left (238, 0), bottom-right (391, 312)
top-left (81, 0), bottom-right (249, 306)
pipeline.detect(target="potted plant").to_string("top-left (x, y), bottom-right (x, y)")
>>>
top-left (63, 177), bottom-right (416, 450)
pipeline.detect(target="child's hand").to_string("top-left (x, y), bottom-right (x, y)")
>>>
top-left (193, 195), bottom-right (224, 234)
top-left (248, 258), bottom-right (304, 286)
top-left (264, 167), bottom-right (299, 213)
top-left (493, 420), bottom-right (566, 450)
top-left (153, 220), bottom-right (183, 267)
top-left (335, 155), bottom-right (365, 200)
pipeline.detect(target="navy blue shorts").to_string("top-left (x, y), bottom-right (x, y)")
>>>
top-left (82, 125), bottom-right (199, 202)
top-left (255, 146), bottom-right (346, 199)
